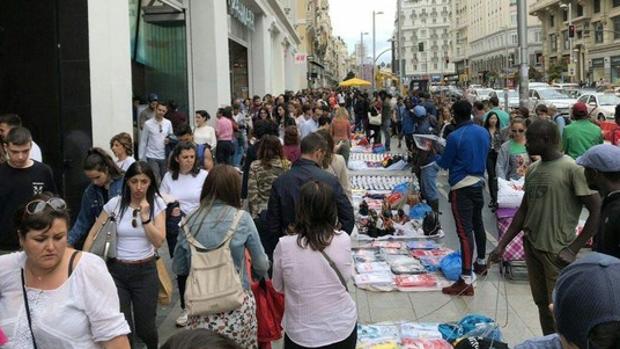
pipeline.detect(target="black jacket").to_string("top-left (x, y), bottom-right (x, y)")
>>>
top-left (595, 191), bottom-right (620, 258)
top-left (265, 158), bottom-right (354, 256)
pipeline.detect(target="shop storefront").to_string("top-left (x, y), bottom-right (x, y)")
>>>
top-left (611, 56), bottom-right (620, 85)
top-left (129, 0), bottom-right (189, 112)
top-left (591, 58), bottom-right (605, 82)
top-left (228, 0), bottom-right (255, 100)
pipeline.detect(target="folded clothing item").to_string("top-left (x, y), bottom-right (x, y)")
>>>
top-left (411, 247), bottom-right (454, 258)
top-left (385, 255), bottom-right (427, 274)
top-left (401, 338), bottom-right (453, 349)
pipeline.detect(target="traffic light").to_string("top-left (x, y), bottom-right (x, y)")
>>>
top-left (418, 42), bottom-right (424, 52)
top-left (569, 24), bottom-right (575, 38)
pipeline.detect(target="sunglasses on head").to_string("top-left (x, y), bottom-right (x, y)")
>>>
top-left (25, 198), bottom-right (67, 215)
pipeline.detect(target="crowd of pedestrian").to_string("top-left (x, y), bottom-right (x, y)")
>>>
top-left (1, 85), bottom-right (620, 349)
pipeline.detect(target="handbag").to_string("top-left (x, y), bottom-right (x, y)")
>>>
top-left (156, 253), bottom-right (174, 305)
top-left (87, 214), bottom-right (118, 261)
top-left (368, 111), bottom-right (382, 126)
top-left (182, 209), bottom-right (245, 316)
top-left (252, 279), bottom-right (284, 343)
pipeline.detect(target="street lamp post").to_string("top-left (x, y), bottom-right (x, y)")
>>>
top-left (560, 3), bottom-right (573, 82)
top-left (372, 10), bottom-right (384, 90)
top-left (360, 31), bottom-right (369, 79)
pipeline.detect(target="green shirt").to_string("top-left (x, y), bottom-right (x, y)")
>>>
top-left (483, 107), bottom-right (510, 129)
top-left (561, 119), bottom-right (603, 159)
top-left (522, 155), bottom-right (594, 253)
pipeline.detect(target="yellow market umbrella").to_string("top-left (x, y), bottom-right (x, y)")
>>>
top-left (339, 78), bottom-right (371, 87)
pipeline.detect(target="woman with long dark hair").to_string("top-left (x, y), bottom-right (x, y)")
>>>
top-left (160, 142), bottom-right (208, 327)
top-left (68, 147), bottom-right (124, 248)
top-left (273, 181), bottom-right (357, 349)
top-left (483, 112), bottom-right (503, 209)
top-left (173, 165), bottom-right (269, 348)
top-left (86, 161), bottom-right (166, 349)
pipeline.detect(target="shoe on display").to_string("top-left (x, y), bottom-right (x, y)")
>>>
top-left (473, 262), bottom-right (488, 276)
top-left (176, 309), bottom-right (189, 327)
top-left (441, 279), bottom-right (474, 296)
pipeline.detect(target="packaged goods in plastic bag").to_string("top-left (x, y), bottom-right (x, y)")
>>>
top-left (497, 178), bottom-right (524, 209)
top-left (407, 241), bottom-right (440, 250)
top-left (400, 323), bottom-right (443, 339)
top-left (356, 262), bottom-right (391, 273)
top-left (418, 255), bottom-right (444, 272)
top-left (401, 338), bottom-right (453, 349)
top-left (394, 274), bottom-right (438, 288)
top-left (385, 255), bottom-right (427, 274)
top-left (354, 272), bottom-right (394, 286)
top-left (353, 249), bottom-right (385, 263)
top-left (410, 203), bottom-right (432, 220)
top-left (439, 252), bottom-right (462, 281)
top-left (439, 314), bottom-right (502, 343)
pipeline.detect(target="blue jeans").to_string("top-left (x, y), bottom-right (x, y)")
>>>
top-left (232, 135), bottom-right (245, 167)
top-left (420, 162), bottom-right (440, 202)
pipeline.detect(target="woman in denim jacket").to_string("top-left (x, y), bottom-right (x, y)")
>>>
top-left (68, 148), bottom-right (124, 248)
top-left (173, 165), bottom-right (270, 348)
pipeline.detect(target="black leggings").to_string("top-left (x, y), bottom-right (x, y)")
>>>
top-left (284, 325), bottom-right (357, 349)
top-left (487, 151), bottom-right (498, 205)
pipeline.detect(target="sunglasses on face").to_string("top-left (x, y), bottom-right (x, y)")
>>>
top-left (25, 198), bottom-right (67, 215)
top-left (132, 208), bottom-right (140, 228)
top-left (511, 129), bottom-right (525, 133)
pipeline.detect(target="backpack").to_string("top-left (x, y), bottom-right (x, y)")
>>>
top-left (422, 211), bottom-right (441, 236)
top-left (554, 114), bottom-right (572, 126)
top-left (181, 209), bottom-right (245, 316)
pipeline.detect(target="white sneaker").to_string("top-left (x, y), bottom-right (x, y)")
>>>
top-left (176, 310), bottom-right (189, 327)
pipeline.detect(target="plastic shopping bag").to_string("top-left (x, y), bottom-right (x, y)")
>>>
top-left (439, 252), bottom-right (462, 281)
top-left (496, 178), bottom-right (524, 209)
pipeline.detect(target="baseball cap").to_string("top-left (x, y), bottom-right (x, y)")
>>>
top-left (413, 105), bottom-right (427, 118)
top-left (576, 144), bottom-right (620, 172)
top-left (553, 253), bottom-right (620, 349)
top-left (572, 102), bottom-right (588, 116)
top-left (148, 93), bottom-right (159, 102)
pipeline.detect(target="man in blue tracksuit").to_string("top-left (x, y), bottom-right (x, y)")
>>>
top-left (436, 100), bottom-right (490, 296)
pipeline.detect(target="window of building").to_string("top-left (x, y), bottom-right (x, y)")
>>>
top-left (550, 15), bottom-right (555, 27)
top-left (614, 0), bottom-right (620, 7)
top-left (563, 9), bottom-right (568, 22)
top-left (614, 16), bottom-right (620, 39)
top-left (550, 33), bottom-right (557, 52)
top-left (512, 33), bottom-right (518, 44)
top-left (433, 63), bottom-right (438, 69)
top-left (562, 31), bottom-right (569, 50)
top-left (594, 22), bottom-right (604, 43)
top-left (576, 4), bottom-right (583, 17)
top-left (594, 0), bottom-right (601, 12)
top-left (421, 63), bottom-right (427, 71)
top-left (511, 15), bottom-right (517, 25)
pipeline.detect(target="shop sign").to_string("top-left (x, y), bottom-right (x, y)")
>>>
top-left (228, 0), bottom-right (255, 31)
top-left (295, 53), bottom-right (307, 64)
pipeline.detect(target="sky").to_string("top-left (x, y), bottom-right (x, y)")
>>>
top-left (329, 0), bottom-right (397, 65)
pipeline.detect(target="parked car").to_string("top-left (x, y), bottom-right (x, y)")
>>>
top-left (528, 82), bottom-right (551, 88)
top-left (529, 88), bottom-right (577, 115)
top-left (551, 83), bottom-right (579, 89)
top-left (490, 89), bottom-right (520, 109)
top-left (576, 93), bottom-right (620, 121)
top-left (470, 88), bottom-right (494, 102)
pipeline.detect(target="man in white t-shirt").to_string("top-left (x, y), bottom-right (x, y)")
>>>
top-left (0, 113), bottom-right (43, 162)
top-left (139, 102), bottom-right (174, 182)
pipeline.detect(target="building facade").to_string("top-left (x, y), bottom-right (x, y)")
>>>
top-left (530, 0), bottom-right (620, 85)
top-left (0, 0), bottom-right (307, 216)
top-left (396, 0), bottom-right (456, 83)
top-left (451, 0), bottom-right (543, 87)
